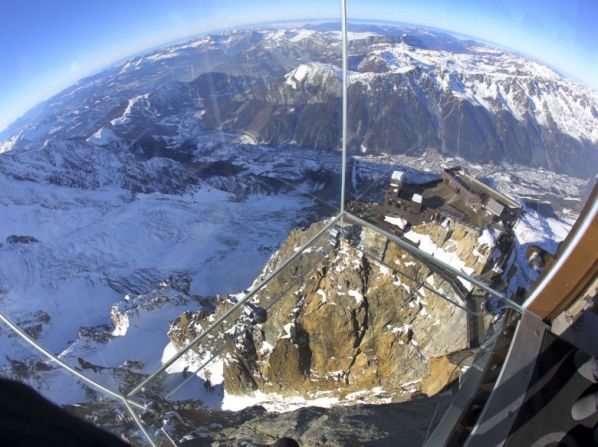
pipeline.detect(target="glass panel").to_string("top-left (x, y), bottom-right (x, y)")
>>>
top-left (127, 220), bottom-right (507, 444)
top-left (345, 0), bottom-right (596, 310)
top-left (0, 0), bottom-right (342, 396)
top-left (0, 0), bottom-right (596, 445)
top-left (131, 222), bottom-right (336, 400)
top-left (126, 404), bottom-right (175, 447)
top-left (344, 0), bottom-right (596, 444)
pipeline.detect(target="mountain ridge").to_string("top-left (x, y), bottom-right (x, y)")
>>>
top-left (1, 23), bottom-right (597, 177)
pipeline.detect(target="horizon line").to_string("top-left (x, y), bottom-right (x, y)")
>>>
top-left (1, 17), bottom-right (595, 135)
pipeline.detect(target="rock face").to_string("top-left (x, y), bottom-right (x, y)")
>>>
top-left (5, 235), bottom-right (39, 244)
top-left (214, 395), bottom-right (451, 447)
top-left (168, 217), bottom-right (497, 402)
top-left (110, 274), bottom-right (200, 337)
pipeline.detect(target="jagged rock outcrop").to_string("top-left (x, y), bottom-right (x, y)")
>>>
top-left (168, 217), bottom-right (497, 402)
top-left (5, 235), bottom-right (39, 244)
top-left (110, 274), bottom-right (200, 337)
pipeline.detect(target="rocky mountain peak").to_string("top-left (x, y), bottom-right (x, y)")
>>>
top-left (168, 215), bottom-right (498, 404)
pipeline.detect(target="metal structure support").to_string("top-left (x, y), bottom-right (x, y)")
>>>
top-left (523, 185), bottom-right (598, 319)
top-left (122, 398), bottom-right (161, 447)
top-left (0, 312), bottom-right (136, 406)
top-left (0, 209), bottom-right (523, 447)
top-left (0, 3), bottom-right (547, 445)
top-left (356, 244), bottom-right (482, 315)
top-left (340, 0), bottom-right (348, 225)
top-left (423, 322), bottom-right (507, 447)
top-left (464, 311), bottom-right (548, 446)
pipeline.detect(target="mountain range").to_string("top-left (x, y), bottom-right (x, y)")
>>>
top-left (1, 23), bottom-right (597, 178)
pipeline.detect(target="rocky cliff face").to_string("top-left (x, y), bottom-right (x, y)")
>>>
top-left (168, 217), bottom-right (497, 402)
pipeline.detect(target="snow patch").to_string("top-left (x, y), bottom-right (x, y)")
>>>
top-left (86, 127), bottom-right (118, 145)
top-left (384, 215), bottom-right (408, 229)
top-left (348, 289), bottom-right (364, 305)
top-left (284, 63), bottom-right (341, 90)
top-left (478, 228), bottom-right (498, 248)
top-left (222, 390), bottom-right (339, 412)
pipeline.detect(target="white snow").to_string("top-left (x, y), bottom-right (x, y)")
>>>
top-left (86, 127), bottom-right (118, 145)
top-left (289, 29), bottom-right (315, 42)
top-left (404, 230), bottom-right (475, 291)
top-left (162, 342), bottom-right (224, 385)
top-left (391, 170), bottom-right (405, 183)
top-left (316, 288), bottom-right (328, 303)
top-left (146, 51), bottom-right (179, 62)
top-left (506, 206), bottom-right (573, 296)
top-left (0, 132), bottom-right (23, 154)
top-left (110, 94), bottom-right (150, 126)
top-left (222, 390), bottom-right (339, 412)
top-left (0, 143), bottom-right (319, 399)
top-left (348, 289), bottom-right (364, 305)
top-left (259, 340), bottom-right (274, 356)
top-left (378, 265), bottom-right (391, 276)
top-left (515, 208), bottom-right (571, 246)
top-left (0, 23), bottom-right (589, 410)
top-left (325, 31), bottom-right (380, 41)
top-left (284, 63), bottom-right (341, 90)
top-left (384, 215), bottom-right (408, 229)
top-left (477, 228), bottom-right (498, 248)
top-left (349, 38), bottom-right (598, 143)
top-left (281, 322), bottom-right (295, 339)
top-left (111, 301), bottom-right (130, 336)
top-left (389, 323), bottom-right (411, 335)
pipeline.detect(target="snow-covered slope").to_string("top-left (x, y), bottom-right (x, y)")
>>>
top-left (506, 206), bottom-right (573, 296)
top-left (0, 131), bottom-right (338, 398)
top-left (352, 41), bottom-right (598, 144)
top-left (284, 63), bottom-right (342, 92)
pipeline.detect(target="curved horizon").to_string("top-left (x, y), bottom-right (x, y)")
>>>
top-left (1, 0), bottom-right (596, 134)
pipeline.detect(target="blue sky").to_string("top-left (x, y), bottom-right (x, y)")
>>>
top-left (0, 0), bottom-right (596, 132)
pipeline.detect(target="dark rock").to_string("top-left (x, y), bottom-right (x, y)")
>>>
top-left (216, 395), bottom-right (451, 447)
top-left (6, 235), bottom-right (39, 244)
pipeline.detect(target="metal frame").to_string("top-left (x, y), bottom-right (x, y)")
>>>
top-left (346, 212), bottom-right (523, 311)
top-left (0, 8), bottom-right (351, 444)
top-left (423, 321), bottom-right (506, 447)
top-left (0, 205), bottom-right (517, 446)
top-left (340, 0), bottom-right (348, 220)
top-left (522, 189), bottom-right (598, 314)
top-left (356, 244), bottom-right (484, 316)
top-left (163, 245), bottom-right (332, 400)
top-left (464, 311), bottom-right (547, 446)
